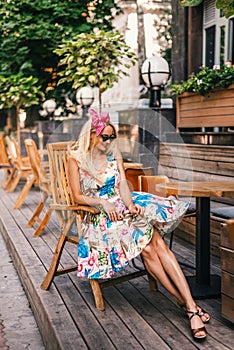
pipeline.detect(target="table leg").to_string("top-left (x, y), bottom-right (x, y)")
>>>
top-left (186, 196), bottom-right (220, 299)
top-left (196, 196), bottom-right (210, 284)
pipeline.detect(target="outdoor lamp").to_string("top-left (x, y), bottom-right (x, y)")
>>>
top-left (141, 56), bottom-right (171, 108)
top-left (76, 86), bottom-right (94, 118)
top-left (42, 99), bottom-right (57, 120)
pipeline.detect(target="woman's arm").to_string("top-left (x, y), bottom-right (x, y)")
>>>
top-left (68, 158), bottom-right (103, 207)
top-left (116, 152), bottom-right (145, 216)
top-left (68, 157), bottom-right (121, 221)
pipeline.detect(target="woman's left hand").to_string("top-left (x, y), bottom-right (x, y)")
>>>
top-left (128, 203), bottom-right (145, 216)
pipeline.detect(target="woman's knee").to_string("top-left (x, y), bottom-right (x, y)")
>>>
top-left (142, 243), bottom-right (155, 259)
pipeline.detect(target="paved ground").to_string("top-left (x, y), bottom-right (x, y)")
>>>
top-left (0, 232), bottom-right (45, 350)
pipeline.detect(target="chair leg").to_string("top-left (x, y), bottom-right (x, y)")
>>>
top-left (89, 280), bottom-right (105, 311)
top-left (41, 215), bottom-right (75, 290)
top-left (140, 254), bottom-right (158, 291)
top-left (27, 200), bottom-right (44, 227)
top-left (147, 273), bottom-right (158, 291)
top-left (3, 169), bottom-right (15, 190)
top-left (6, 170), bottom-right (21, 192)
top-left (33, 208), bottom-right (53, 237)
top-left (41, 232), bottom-right (68, 290)
top-left (169, 230), bottom-right (174, 250)
top-left (14, 176), bottom-right (35, 209)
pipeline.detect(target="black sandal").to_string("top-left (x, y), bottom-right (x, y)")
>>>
top-left (187, 310), bottom-right (207, 340)
top-left (178, 303), bottom-right (210, 324)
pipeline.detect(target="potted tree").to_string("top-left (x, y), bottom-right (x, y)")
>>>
top-left (54, 29), bottom-right (137, 112)
top-left (0, 73), bottom-right (44, 152)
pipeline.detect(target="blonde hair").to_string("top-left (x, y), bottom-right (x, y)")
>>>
top-left (68, 118), bottom-right (118, 181)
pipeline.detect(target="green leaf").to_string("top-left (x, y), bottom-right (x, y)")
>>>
top-left (179, 0), bottom-right (203, 6)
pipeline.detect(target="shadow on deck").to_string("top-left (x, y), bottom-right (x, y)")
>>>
top-left (0, 180), bottom-right (233, 350)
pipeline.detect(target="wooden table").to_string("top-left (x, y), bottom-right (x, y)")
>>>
top-left (123, 162), bottom-right (143, 169)
top-left (156, 181), bottom-right (234, 299)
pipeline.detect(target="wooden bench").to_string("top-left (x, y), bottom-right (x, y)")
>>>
top-left (158, 142), bottom-right (234, 257)
top-left (221, 219), bottom-right (234, 323)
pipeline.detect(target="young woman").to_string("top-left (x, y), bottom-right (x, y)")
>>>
top-left (68, 109), bottom-right (210, 340)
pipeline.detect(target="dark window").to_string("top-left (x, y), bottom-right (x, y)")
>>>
top-left (220, 25), bottom-right (225, 65)
top-left (228, 18), bottom-right (234, 64)
top-left (205, 25), bottom-right (216, 67)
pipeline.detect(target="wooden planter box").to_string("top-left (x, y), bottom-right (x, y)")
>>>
top-left (176, 84), bottom-right (234, 131)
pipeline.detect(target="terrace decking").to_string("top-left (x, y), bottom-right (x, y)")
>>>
top-left (0, 179), bottom-right (233, 350)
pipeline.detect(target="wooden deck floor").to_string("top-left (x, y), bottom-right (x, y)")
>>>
top-left (0, 178), bottom-right (233, 350)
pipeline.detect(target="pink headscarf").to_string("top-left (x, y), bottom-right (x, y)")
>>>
top-left (89, 109), bottom-right (110, 136)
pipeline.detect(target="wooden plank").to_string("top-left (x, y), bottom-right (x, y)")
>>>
top-left (160, 157), bottom-right (234, 177)
top-left (221, 271), bottom-right (234, 299)
top-left (221, 294), bottom-right (234, 323)
top-left (221, 224), bottom-right (234, 249)
top-left (178, 115), bottom-right (234, 128)
top-left (178, 86), bottom-right (234, 104)
top-left (221, 248), bottom-right (234, 275)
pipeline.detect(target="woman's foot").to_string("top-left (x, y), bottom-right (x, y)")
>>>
top-left (187, 310), bottom-right (207, 340)
top-left (197, 305), bottom-right (210, 323)
top-left (177, 302), bottom-right (210, 324)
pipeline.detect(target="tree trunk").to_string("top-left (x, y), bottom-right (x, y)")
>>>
top-left (98, 89), bottom-right (102, 113)
top-left (16, 104), bottom-right (21, 154)
top-left (136, 1), bottom-right (146, 84)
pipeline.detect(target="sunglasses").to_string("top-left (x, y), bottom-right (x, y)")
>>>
top-left (100, 134), bottom-right (116, 142)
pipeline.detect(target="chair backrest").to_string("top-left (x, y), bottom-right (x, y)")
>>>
top-left (0, 136), bottom-right (11, 167)
top-left (138, 175), bottom-right (170, 196)
top-left (125, 167), bottom-right (154, 191)
top-left (46, 141), bottom-right (73, 205)
top-left (24, 138), bottom-right (49, 187)
top-left (5, 136), bottom-right (25, 168)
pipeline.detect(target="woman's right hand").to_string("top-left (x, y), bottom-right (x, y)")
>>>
top-left (101, 199), bottom-right (121, 222)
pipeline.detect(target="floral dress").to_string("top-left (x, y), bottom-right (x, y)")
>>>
top-left (77, 154), bottom-right (189, 279)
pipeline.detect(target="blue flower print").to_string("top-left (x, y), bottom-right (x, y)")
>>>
top-left (78, 237), bottom-right (89, 258)
top-left (154, 203), bottom-right (171, 221)
top-left (106, 217), bottom-right (112, 227)
top-left (132, 228), bottom-right (144, 244)
top-left (132, 192), bottom-right (155, 208)
top-left (110, 248), bottom-right (123, 272)
top-left (99, 176), bottom-right (116, 197)
top-left (89, 271), bottom-right (100, 279)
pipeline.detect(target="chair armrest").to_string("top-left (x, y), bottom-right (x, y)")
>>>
top-left (50, 203), bottom-right (100, 214)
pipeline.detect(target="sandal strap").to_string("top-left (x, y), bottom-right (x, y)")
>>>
top-left (192, 326), bottom-right (207, 339)
top-left (187, 310), bottom-right (200, 320)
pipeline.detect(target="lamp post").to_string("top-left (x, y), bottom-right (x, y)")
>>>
top-left (76, 86), bottom-right (94, 118)
top-left (141, 56), bottom-right (171, 108)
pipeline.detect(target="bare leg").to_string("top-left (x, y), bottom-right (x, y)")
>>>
top-left (141, 243), bottom-right (183, 302)
top-left (142, 228), bottom-right (208, 338)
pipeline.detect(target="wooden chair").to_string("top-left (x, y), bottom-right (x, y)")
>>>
top-left (41, 142), bottom-right (158, 311)
top-left (138, 175), bottom-right (196, 251)
top-left (24, 138), bottom-right (52, 237)
top-left (125, 166), bottom-right (154, 191)
top-left (0, 136), bottom-right (14, 188)
top-left (4, 135), bottom-right (32, 188)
